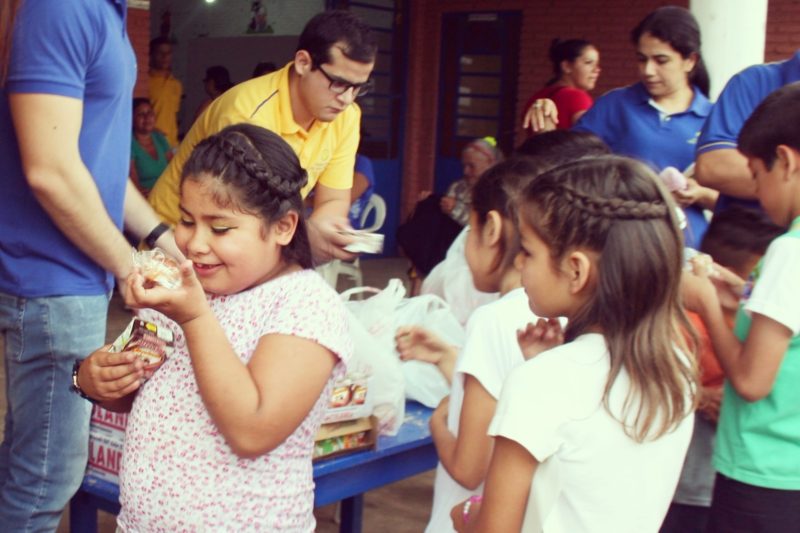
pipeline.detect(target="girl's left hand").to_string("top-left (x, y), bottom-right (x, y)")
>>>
top-left (517, 318), bottom-right (564, 360)
top-left (126, 260), bottom-right (211, 325)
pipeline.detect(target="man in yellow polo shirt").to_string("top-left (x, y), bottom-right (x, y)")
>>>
top-left (149, 10), bottom-right (376, 261)
top-left (148, 37), bottom-right (182, 147)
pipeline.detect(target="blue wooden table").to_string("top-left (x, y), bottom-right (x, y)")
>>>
top-left (70, 402), bottom-right (436, 533)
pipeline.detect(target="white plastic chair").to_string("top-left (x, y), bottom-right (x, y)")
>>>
top-left (317, 193), bottom-right (387, 290)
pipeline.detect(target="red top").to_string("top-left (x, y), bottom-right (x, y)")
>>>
top-left (523, 84), bottom-right (593, 131)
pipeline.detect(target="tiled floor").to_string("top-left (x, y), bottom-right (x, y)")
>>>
top-left (0, 257), bottom-right (437, 532)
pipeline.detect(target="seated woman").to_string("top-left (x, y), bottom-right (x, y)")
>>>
top-left (130, 98), bottom-right (172, 196)
top-left (522, 38), bottom-right (601, 133)
top-left (397, 137), bottom-right (502, 294)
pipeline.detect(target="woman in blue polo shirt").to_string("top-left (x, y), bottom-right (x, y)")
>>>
top-left (574, 6), bottom-right (717, 249)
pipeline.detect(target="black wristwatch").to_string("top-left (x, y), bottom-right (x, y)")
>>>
top-left (71, 359), bottom-right (99, 404)
top-left (144, 222), bottom-right (170, 249)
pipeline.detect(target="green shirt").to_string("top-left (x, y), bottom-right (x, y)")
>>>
top-left (131, 131), bottom-right (171, 192)
top-left (713, 220), bottom-right (800, 489)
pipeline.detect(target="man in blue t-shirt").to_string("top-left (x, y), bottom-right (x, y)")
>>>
top-left (0, 1), bottom-right (179, 528)
top-left (695, 50), bottom-right (800, 214)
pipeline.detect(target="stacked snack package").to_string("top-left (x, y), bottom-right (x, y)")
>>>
top-left (314, 362), bottom-right (378, 460)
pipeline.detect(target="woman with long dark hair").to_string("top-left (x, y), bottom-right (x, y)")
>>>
top-left (573, 6), bottom-right (717, 249)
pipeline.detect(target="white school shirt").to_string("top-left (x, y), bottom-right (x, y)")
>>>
top-left (490, 333), bottom-right (693, 533)
top-left (425, 288), bottom-right (536, 533)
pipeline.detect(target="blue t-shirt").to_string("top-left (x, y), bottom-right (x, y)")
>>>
top-left (697, 51), bottom-right (800, 214)
top-left (348, 154), bottom-right (376, 229)
top-left (0, 0), bottom-right (136, 297)
top-left (575, 82), bottom-right (712, 248)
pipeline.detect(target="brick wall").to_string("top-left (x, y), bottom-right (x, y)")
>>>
top-left (766, 0), bottom-right (800, 61)
top-left (128, 7), bottom-right (151, 98)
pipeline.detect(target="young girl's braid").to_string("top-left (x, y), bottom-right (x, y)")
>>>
top-left (558, 182), bottom-right (669, 221)
top-left (213, 133), bottom-right (305, 201)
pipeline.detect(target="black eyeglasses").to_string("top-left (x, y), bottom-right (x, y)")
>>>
top-left (317, 64), bottom-right (373, 97)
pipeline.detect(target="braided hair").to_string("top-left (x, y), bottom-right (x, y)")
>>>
top-left (181, 123), bottom-right (313, 269)
top-left (517, 155), bottom-right (697, 441)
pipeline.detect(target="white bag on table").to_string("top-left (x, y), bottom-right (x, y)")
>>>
top-left (343, 279), bottom-right (465, 410)
top-left (342, 281), bottom-right (407, 436)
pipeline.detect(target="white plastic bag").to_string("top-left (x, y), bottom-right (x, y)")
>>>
top-left (344, 280), bottom-right (466, 409)
top-left (421, 228), bottom-right (499, 326)
top-left (392, 294), bottom-right (464, 407)
top-left (342, 281), bottom-right (407, 436)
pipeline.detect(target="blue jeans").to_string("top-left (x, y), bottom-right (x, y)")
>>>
top-left (0, 292), bottom-right (108, 532)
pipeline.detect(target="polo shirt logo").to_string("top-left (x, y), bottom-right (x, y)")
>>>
top-left (307, 148), bottom-right (332, 179)
top-left (687, 131), bottom-right (700, 145)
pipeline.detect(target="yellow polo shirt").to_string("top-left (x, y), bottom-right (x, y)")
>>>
top-left (149, 62), bottom-right (359, 226)
top-left (148, 72), bottom-right (182, 146)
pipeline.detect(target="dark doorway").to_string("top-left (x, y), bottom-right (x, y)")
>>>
top-left (435, 11), bottom-right (521, 192)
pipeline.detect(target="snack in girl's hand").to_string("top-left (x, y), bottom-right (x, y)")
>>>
top-left (683, 247), bottom-right (714, 275)
top-left (132, 248), bottom-right (181, 289)
top-left (659, 166), bottom-right (688, 192)
top-left (110, 318), bottom-right (174, 368)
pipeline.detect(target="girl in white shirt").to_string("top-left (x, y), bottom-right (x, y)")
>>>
top-left (454, 155), bottom-right (698, 533)
top-left (399, 131), bottom-right (609, 532)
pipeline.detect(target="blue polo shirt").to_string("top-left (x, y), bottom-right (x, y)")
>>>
top-left (697, 51), bottom-right (800, 214)
top-left (575, 82), bottom-right (713, 248)
top-left (0, 0), bottom-right (136, 297)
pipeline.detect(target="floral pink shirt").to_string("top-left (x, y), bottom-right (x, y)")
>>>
top-left (117, 270), bottom-right (352, 532)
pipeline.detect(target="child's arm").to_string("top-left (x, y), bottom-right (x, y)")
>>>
top-left (182, 315), bottom-right (337, 457)
top-left (430, 375), bottom-right (497, 489)
top-left (451, 436), bottom-right (537, 532)
top-left (395, 325), bottom-right (459, 383)
top-left (127, 264), bottom-right (338, 458)
top-left (686, 259), bottom-right (793, 402)
top-left (699, 299), bottom-right (792, 402)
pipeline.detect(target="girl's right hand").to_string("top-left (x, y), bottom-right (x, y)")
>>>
top-left (395, 325), bottom-right (449, 363)
top-left (522, 98), bottom-right (559, 133)
top-left (78, 347), bottom-right (146, 402)
top-left (517, 318), bottom-right (564, 360)
top-left (126, 261), bottom-right (211, 326)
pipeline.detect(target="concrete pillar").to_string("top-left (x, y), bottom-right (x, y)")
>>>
top-left (690, 0), bottom-right (768, 100)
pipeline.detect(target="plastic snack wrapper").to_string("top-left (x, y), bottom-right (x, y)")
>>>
top-left (132, 248), bottom-right (181, 289)
top-left (341, 230), bottom-right (385, 254)
top-left (109, 318), bottom-right (174, 367)
top-left (683, 247), bottom-right (714, 276)
top-left (659, 166), bottom-right (688, 192)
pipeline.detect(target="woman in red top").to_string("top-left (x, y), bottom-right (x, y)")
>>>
top-left (522, 39), bottom-right (600, 133)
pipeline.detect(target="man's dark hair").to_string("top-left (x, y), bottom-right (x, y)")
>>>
top-left (149, 36), bottom-right (172, 58)
top-left (297, 10), bottom-right (377, 68)
top-left (700, 205), bottom-right (783, 274)
top-left (739, 81), bottom-right (800, 168)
